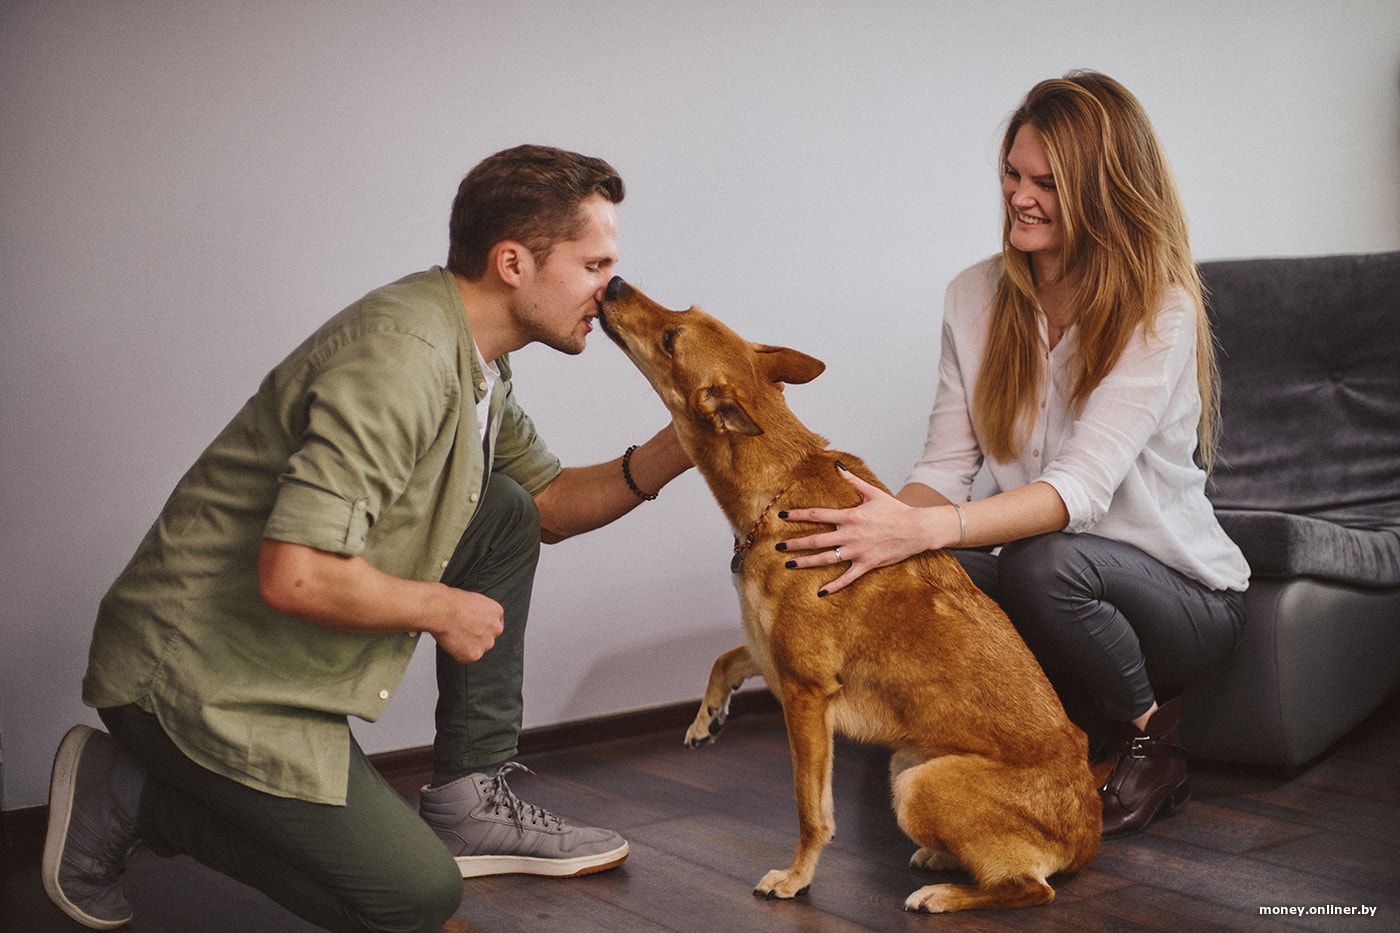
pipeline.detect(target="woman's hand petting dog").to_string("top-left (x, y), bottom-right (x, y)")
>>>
top-left (777, 463), bottom-right (952, 597)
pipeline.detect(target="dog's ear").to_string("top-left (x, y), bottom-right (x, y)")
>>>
top-left (696, 385), bottom-right (764, 436)
top-left (752, 344), bottom-right (826, 386)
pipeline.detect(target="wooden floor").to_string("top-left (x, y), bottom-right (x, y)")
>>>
top-left (5, 690), bottom-right (1399, 933)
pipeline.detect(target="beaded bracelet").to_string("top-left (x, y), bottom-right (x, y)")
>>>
top-left (621, 444), bottom-right (658, 501)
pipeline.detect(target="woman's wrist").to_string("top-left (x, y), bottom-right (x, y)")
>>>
top-left (951, 503), bottom-right (968, 548)
top-left (920, 503), bottom-right (966, 551)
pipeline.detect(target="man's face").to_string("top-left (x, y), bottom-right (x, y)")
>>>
top-left (513, 193), bottom-right (619, 355)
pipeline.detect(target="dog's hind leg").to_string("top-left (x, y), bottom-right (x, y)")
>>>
top-left (905, 876), bottom-right (1055, 913)
top-left (685, 645), bottom-right (762, 748)
top-left (890, 749), bottom-right (966, 871)
top-left (893, 755), bottom-right (1061, 912)
top-left (910, 846), bottom-right (963, 872)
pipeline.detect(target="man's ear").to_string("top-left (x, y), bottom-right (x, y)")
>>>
top-left (752, 344), bottom-right (826, 385)
top-left (694, 385), bottom-right (764, 436)
top-left (491, 241), bottom-right (532, 286)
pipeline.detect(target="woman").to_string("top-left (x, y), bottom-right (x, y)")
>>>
top-left (778, 71), bottom-right (1248, 837)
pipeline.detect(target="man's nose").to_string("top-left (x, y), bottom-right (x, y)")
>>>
top-left (604, 276), bottom-right (625, 302)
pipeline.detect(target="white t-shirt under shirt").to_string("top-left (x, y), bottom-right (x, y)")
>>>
top-left (473, 341), bottom-right (500, 441)
top-left (905, 257), bottom-right (1249, 592)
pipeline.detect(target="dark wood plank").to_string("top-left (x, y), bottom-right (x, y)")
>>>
top-left (5, 690), bottom-right (1398, 932)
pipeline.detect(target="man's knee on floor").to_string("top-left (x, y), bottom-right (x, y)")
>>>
top-left (359, 851), bottom-right (462, 933)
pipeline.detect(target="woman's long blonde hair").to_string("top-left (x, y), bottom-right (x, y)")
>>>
top-left (973, 70), bottom-right (1220, 470)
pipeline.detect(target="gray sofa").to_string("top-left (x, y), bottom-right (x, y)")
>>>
top-left (1181, 251), bottom-right (1400, 773)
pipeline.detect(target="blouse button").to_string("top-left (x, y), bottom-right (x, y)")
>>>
top-left (378, 689), bottom-right (390, 700)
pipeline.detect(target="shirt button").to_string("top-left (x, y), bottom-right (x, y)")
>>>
top-left (469, 492), bottom-right (479, 503)
top-left (478, 381), bottom-right (488, 393)
top-left (1032, 449), bottom-right (1041, 458)
top-left (439, 558), bottom-right (449, 570)
top-left (379, 689), bottom-right (390, 700)
top-left (353, 499), bottom-right (368, 511)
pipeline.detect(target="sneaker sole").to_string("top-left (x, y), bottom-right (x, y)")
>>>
top-left (454, 840), bottom-right (629, 879)
top-left (43, 725), bottom-right (132, 930)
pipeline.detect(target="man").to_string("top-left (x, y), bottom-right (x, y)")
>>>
top-left (44, 145), bottom-right (691, 932)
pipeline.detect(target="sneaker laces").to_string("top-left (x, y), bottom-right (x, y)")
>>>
top-left (90, 821), bottom-right (140, 886)
top-left (482, 763), bottom-right (567, 836)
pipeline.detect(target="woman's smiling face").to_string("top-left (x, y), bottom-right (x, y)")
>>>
top-left (1002, 124), bottom-right (1064, 277)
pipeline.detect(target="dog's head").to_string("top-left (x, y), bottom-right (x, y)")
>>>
top-left (598, 277), bottom-right (825, 438)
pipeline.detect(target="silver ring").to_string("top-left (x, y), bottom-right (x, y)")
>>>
top-left (833, 546), bottom-right (841, 561)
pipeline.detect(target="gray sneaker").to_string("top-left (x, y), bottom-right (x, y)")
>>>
top-left (420, 762), bottom-right (628, 879)
top-left (43, 725), bottom-right (144, 930)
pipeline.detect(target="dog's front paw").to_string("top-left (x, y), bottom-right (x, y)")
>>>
top-left (754, 869), bottom-right (811, 899)
top-left (683, 705), bottom-right (727, 748)
top-left (683, 726), bottom-right (714, 749)
top-left (904, 884), bottom-right (954, 913)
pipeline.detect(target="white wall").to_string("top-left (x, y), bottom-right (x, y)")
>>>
top-left (3, 0), bottom-right (1398, 811)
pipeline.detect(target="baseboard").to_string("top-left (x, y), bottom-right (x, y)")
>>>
top-left (2, 689), bottom-right (779, 854)
top-left (372, 688), bottom-right (778, 782)
top-left (1, 802), bottom-right (46, 858)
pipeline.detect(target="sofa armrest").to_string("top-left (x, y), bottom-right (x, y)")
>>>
top-left (1215, 509), bottom-right (1400, 587)
top-left (1183, 577), bottom-right (1400, 771)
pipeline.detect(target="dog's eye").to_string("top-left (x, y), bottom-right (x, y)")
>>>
top-left (662, 328), bottom-right (679, 354)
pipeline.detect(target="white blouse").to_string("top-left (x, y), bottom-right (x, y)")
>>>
top-left (905, 258), bottom-right (1249, 592)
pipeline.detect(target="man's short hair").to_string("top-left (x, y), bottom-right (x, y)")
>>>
top-left (447, 144), bottom-right (625, 280)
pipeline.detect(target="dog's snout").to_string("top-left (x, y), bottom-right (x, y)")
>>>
top-left (604, 276), bottom-right (625, 302)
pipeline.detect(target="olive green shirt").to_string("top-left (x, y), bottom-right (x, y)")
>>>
top-left (83, 267), bottom-right (562, 804)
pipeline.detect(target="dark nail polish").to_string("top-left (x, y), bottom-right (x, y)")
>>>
top-left (775, 543), bottom-right (787, 552)
top-left (817, 589), bottom-right (829, 598)
top-left (835, 460), bottom-right (848, 472)
top-left (777, 511), bottom-right (789, 519)
top-left (785, 560), bottom-right (797, 569)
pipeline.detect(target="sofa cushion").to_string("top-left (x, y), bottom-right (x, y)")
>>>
top-left (1202, 252), bottom-right (1400, 532)
top-left (1215, 509), bottom-right (1400, 587)
top-left (1201, 252), bottom-right (1400, 589)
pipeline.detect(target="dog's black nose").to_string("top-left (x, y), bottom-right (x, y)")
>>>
top-left (604, 276), bottom-right (625, 302)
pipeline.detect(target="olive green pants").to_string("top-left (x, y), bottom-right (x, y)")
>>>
top-left (99, 473), bottom-right (544, 930)
top-left (102, 703), bottom-right (462, 933)
top-left (432, 472), bottom-right (542, 778)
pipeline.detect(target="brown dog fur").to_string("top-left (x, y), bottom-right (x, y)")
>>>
top-left (599, 281), bottom-right (1100, 913)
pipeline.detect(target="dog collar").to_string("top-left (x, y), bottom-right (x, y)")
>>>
top-left (731, 489), bottom-right (785, 574)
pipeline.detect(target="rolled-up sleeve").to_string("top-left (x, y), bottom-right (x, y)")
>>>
top-left (263, 327), bottom-right (453, 555)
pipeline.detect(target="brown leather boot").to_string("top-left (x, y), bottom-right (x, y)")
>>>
top-left (1099, 696), bottom-right (1189, 838)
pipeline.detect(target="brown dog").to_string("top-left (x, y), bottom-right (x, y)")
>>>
top-left (598, 278), bottom-right (1100, 913)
